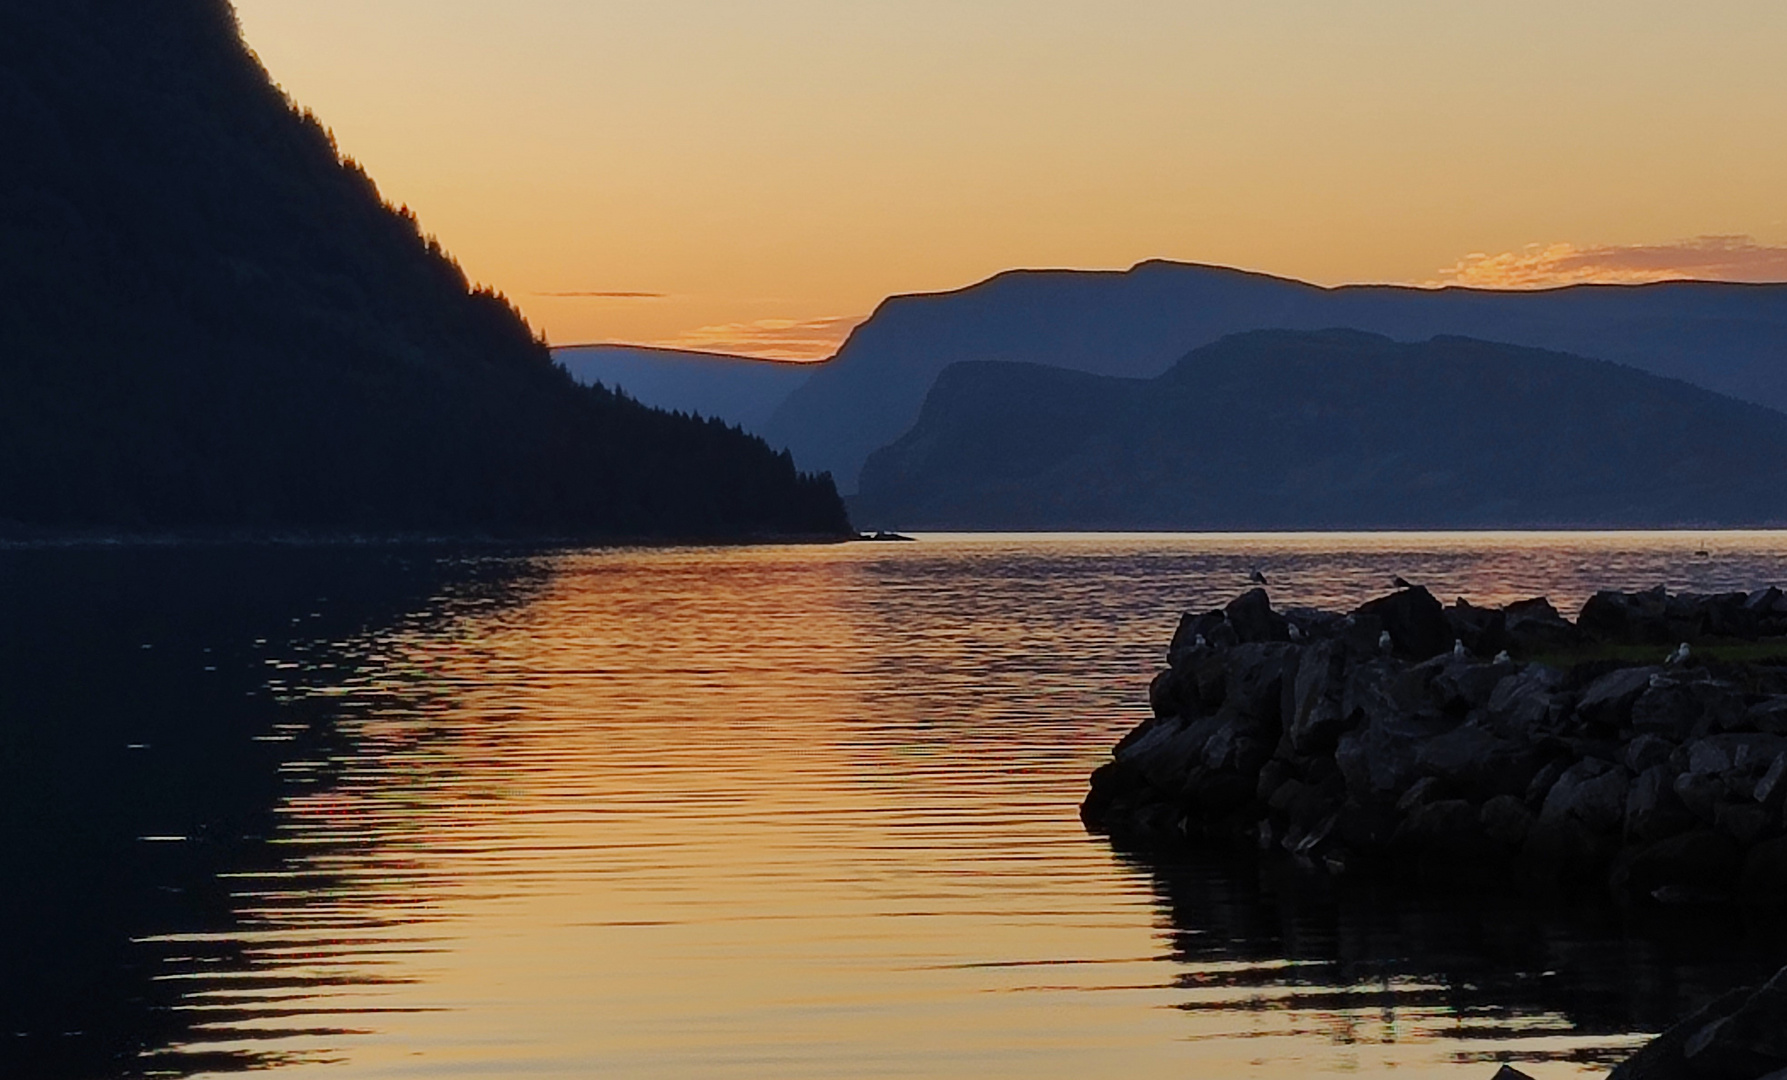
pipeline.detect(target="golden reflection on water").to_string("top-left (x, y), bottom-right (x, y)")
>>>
top-left (153, 534), bottom-right (1787, 1079)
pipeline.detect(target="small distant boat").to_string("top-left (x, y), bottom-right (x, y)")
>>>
top-left (859, 530), bottom-right (916, 542)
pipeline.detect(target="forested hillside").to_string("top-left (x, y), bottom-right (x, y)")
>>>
top-left (0, 0), bottom-right (848, 537)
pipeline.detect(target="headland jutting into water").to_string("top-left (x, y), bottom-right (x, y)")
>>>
top-left (1082, 583), bottom-right (1787, 1079)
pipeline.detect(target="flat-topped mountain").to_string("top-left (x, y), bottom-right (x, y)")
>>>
top-left (760, 261), bottom-right (1787, 490)
top-left (853, 330), bottom-right (1787, 530)
top-left (0, 0), bottom-right (847, 538)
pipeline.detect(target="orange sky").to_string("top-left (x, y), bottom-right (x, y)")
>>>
top-left (232, 1), bottom-right (1787, 360)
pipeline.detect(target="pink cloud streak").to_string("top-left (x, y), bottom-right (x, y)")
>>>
top-left (1434, 235), bottom-right (1787, 289)
top-left (652, 315), bottom-right (865, 362)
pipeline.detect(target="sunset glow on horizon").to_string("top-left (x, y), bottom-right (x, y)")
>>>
top-left (232, 0), bottom-right (1787, 359)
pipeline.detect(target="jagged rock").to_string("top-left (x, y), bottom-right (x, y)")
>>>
top-left (1673, 771), bottom-right (1724, 824)
top-left (1489, 665), bottom-right (1565, 732)
top-left (1581, 666), bottom-right (1662, 729)
top-left (1749, 586), bottom-right (1787, 613)
top-left (1087, 585), bottom-right (1787, 904)
top-left (1580, 586), bottom-right (1673, 645)
top-left (1286, 639), bottom-right (1351, 754)
top-left (1636, 683), bottom-right (1715, 743)
top-left (1523, 757), bottom-right (1571, 810)
top-left (1626, 765), bottom-right (1697, 843)
top-left (1446, 598), bottom-right (1510, 656)
top-left (1605, 984), bottom-right (1756, 1079)
top-left (1624, 734), bottom-right (1676, 774)
top-left (1755, 754), bottom-right (1787, 809)
top-left (1397, 775), bottom-right (1446, 813)
top-left (1753, 698), bottom-right (1787, 736)
top-left (1222, 642), bottom-right (1298, 728)
top-left (1225, 588), bottom-right (1291, 644)
top-left (1504, 596), bottom-right (1587, 654)
top-left (1336, 707), bottom-right (1452, 802)
top-left (1431, 657), bottom-right (1521, 713)
top-left (1680, 967), bottom-right (1787, 1077)
top-left (1689, 738), bottom-right (1736, 775)
top-left (1355, 586), bottom-right (1452, 660)
top-left (1540, 759), bottom-right (1630, 834)
top-left (1168, 610), bottom-right (1229, 662)
top-left (1417, 724), bottom-right (1542, 800)
top-left (1489, 1066), bottom-right (1538, 1080)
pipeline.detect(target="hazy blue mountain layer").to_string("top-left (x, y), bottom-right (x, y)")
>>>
top-left (0, 0), bottom-right (847, 538)
top-left (852, 330), bottom-right (1787, 530)
top-left (554, 345), bottom-right (814, 433)
top-left (762, 261), bottom-right (1787, 491)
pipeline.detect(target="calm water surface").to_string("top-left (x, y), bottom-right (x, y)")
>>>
top-left (12, 534), bottom-right (1787, 1079)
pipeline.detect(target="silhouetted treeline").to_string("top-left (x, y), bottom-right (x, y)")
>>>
top-left (0, 0), bottom-right (849, 537)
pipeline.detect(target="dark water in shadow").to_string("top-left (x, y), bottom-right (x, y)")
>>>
top-left (0, 545), bottom-right (538, 1078)
top-left (1121, 846), bottom-right (1787, 1073)
top-left (7, 533), bottom-right (1787, 1079)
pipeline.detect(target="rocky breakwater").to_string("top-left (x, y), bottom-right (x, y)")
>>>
top-left (1081, 585), bottom-right (1787, 902)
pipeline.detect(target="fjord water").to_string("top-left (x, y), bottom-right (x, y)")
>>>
top-left (11, 536), bottom-right (1787, 1079)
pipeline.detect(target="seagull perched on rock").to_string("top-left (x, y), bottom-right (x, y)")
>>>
top-left (1194, 634), bottom-right (1208, 650)
top-left (1392, 575), bottom-right (1413, 590)
top-left (1288, 623), bottom-right (1304, 642)
top-left (1249, 567), bottom-right (1268, 587)
top-left (1453, 639), bottom-right (1468, 660)
top-left (1379, 630), bottom-right (1394, 653)
top-left (1494, 650), bottom-right (1512, 664)
top-left (1667, 642), bottom-right (1691, 666)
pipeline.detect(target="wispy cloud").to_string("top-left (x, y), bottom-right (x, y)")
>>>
top-left (535, 290), bottom-right (668, 299)
top-left (1433, 235), bottom-right (1787, 289)
top-left (652, 315), bottom-right (865, 362)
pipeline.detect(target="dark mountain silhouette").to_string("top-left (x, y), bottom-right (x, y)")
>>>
top-left (554, 344), bottom-right (815, 433)
top-left (853, 330), bottom-right (1787, 530)
top-left (0, 0), bottom-right (848, 538)
top-left (759, 261), bottom-right (1787, 490)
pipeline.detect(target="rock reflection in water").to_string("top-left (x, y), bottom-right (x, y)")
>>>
top-left (1121, 843), bottom-right (1787, 1073)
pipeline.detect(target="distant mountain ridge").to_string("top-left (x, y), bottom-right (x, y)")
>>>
top-left (553, 345), bottom-right (814, 433)
top-left (0, 0), bottom-right (847, 538)
top-left (760, 262), bottom-right (1787, 490)
top-left (853, 330), bottom-right (1787, 530)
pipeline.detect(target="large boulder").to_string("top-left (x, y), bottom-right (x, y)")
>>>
top-left (1503, 597), bottom-right (1587, 655)
top-left (1539, 759), bottom-right (1630, 834)
top-left (1286, 639), bottom-right (1352, 754)
top-left (1355, 586), bottom-right (1452, 660)
top-left (1446, 599), bottom-right (1510, 656)
top-left (1431, 657), bottom-right (1522, 713)
top-left (1336, 709), bottom-right (1454, 803)
top-left (1224, 588), bottom-right (1291, 644)
top-left (1580, 587), bottom-right (1673, 645)
top-left (1605, 983), bottom-right (1758, 1079)
top-left (1579, 666), bottom-right (1662, 729)
top-left (1416, 724), bottom-right (1543, 800)
top-left (1488, 665), bottom-right (1566, 733)
top-left (1624, 765), bottom-right (1697, 843)
top-left (1222, 642), bottom-right (1299, 730)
